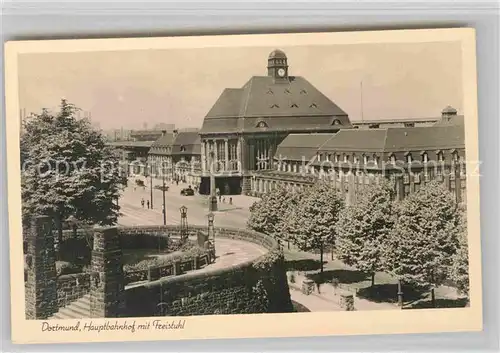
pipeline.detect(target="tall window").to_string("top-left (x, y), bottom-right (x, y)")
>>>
top-left (390, 154), bottom-right (396, 164)
top-left (363, 154), bottom-right (368, 165)
top-left (422, 152), bottom-right (428, 163)
top-left (437, 151), bottom-right (444, 162)
top-left (406, 153), bottom-right (412, 164)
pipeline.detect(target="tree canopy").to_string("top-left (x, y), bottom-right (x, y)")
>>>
top-left (450, 207), bottom-right (469, 296)
top-left (382, 180), bottom-right (462, 293)
top-left (286, 182), bottom-right (344, 273)
top-left (21, 100), bottom-right (125, 237)
top-left (247, 185), bottom-right (304, 242)
top-left (336, 180), bottom-right (396, 286)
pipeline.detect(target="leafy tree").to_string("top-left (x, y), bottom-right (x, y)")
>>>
top-left (336, 180), bottom-right (396, 286)
top-left (382, 180), bottom-right (461, 307)
top-left (450, 208), bottom-right (469, 296)
top-left (287, 182), bottom-right (345, 274)
top-left (21, 99), bottom-right (126, 249)
top-left (247, 185), bottom-right (304, 244)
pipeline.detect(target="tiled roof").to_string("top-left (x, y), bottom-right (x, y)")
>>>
top-left (201, 75), bottom-right (350, 134)
top-left (107, 141), bottom-right (154, 148)
top-left (275, 133), bottom-right (333, 161)
top-left (276, 124), bottom-right (465, 160)
top-left (151, 132), bottom-right (176, 148)
top-left (171, 131), bottom-right (201, 155)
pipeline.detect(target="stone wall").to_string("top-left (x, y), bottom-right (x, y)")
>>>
top-left (124, 228), bottom-right (293, 317)
top-left (56, 273), bottom-right (91, 309)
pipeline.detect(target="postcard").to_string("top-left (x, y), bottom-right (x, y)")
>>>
top-left (4, 28), bottom-right (482, 344)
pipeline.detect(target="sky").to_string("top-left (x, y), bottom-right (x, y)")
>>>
top-left (18, 41), bottom-right (463, 131)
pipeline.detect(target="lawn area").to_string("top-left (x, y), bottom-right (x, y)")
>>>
top-left (284, 248), bottom-right (467, 309)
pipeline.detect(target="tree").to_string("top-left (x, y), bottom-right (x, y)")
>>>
top-left (21, 99), bottom-right (125, 249)
top-left (382, 180), bottom-right (461, 307)
top-left (287, 182), bottom-right (345, 274)
top-left (247, 185), bottom-right (304, 244)
top-left (450, 208), bottom-right (469, 297)
top-left (336, 180), bottom-right (396, 286)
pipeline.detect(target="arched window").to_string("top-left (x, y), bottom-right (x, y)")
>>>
top-left (332, 119), bottom-right (342, 126)
top-left (389, 153), bottom-right (396, 164)
top-left (421, 152), bottom-right (428, 163)
top-left (405, 152), bottom-right (412, 164)
top-left (256, 121), bottom-right (268, 128)
top-left (437, 150), bottom-right (444, 162)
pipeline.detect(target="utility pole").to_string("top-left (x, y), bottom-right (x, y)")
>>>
top-left (149, 163), bottom-right (154, 209)
top-left (162, 174), bottom-right (167, 225)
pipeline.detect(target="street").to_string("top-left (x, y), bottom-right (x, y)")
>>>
top-left (118, 178), bottom-right (252, 229)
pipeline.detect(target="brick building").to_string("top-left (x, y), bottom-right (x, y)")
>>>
top-left (199, 49), bottom-right (351, 195)
top-left (254, 107), bottom-right (466, 204)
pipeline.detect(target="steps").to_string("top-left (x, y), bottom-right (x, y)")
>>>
top-left (49, 294), bottom-right (91, 320)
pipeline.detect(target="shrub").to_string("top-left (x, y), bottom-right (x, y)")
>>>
top-left (56, 261), bottom-right (82, 276)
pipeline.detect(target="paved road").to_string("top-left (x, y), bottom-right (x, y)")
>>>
top-left (118, 181), bottom-right (265, 277)
top-left (118, 180), bottom-right (251, 229)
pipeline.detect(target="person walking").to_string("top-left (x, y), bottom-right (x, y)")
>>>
top-left (146, 200), bottom-right (150, 209)
top-left (141, 198), bottom-right (145, 208)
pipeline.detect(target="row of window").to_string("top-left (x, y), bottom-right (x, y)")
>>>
top-left (316, 150), bottom-right (463, 164)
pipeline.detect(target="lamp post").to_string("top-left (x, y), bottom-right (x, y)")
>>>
top-left (208, 150), bottom-right (218, 212)
top-left (207, 212), bottom-right (215, 248)
top-left (180, 206), bottom-right (188, 241)
top-left (149, 163), bottom-right (154, 209)
top-left (162, 173), bottom-right (167, 225)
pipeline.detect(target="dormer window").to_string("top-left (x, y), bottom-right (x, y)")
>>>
top-left (437, 151), bottom-right (444, 162)
top-left (284, 89), bottom-right (291, 94)
top-left (256, 121), bottom-right (268, 128)
top-left (270, 103), bottom-right (279, 108)
top-left (310, 103), bottom-right (318, 108)
top-left (291, 103), bottom-right (298, 108)
top-left (300, 89), bottom-right (307, 94)
top-left (332, 119), bottom-right (342, 126)
top-left (266, 88), bottom-right (274, 95)
top-left (180, 145), bottom-right (186, 152)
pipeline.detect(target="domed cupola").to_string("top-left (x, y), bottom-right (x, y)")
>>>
top-left (267, 49), bottom-right (289, 80)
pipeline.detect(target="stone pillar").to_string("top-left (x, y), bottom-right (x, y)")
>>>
top-left (395, 175), bottom-right (404, 201)
top-left (213, 140), bottom-right (219, 171)
top-left (224, 139), bottom-right (229, 172)
top-left (25, 216), bottom-right (57, 319)
top-left (90, 227), bottom-right (125, 318)
top-left (347, 173), bottom-right (356, 206)
top-left (236, 138), bottom-right (242, 172)
top-left (201, 140), bottom-right (206, 174)
top-left (455, 163), bottom-right (462, 204)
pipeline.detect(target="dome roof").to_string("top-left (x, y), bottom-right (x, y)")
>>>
top-left (442, 105), bottom-right (457, 114)
top-left (268, 49), bottom-right (287, 59)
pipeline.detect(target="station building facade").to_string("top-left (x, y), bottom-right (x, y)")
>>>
top-left (198, 49), bottom-right (466, 203)
top-left (198, 49), bottom-right (351, 195)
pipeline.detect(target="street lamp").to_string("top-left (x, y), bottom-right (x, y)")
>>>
top-left (162, 173), bottom-right (167, 225)
top-left (180, 205), bottom-right (188, 241)
top-left (207, 212), bottom-right (215, 247)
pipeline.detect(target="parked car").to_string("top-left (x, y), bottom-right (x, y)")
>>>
top-left (154, 185), bottom-right (169, 191)
top-left (180, 187), bottom-right (194, 196)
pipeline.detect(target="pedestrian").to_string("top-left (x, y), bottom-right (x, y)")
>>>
top-left (229, 197), bottom-right (233, 205)
top-left (147, 200), bottom-right (150, 209)
top-left (222, 197), bottom-right (226, 203)
top-left (141, 198), bottom-right (145, 208)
